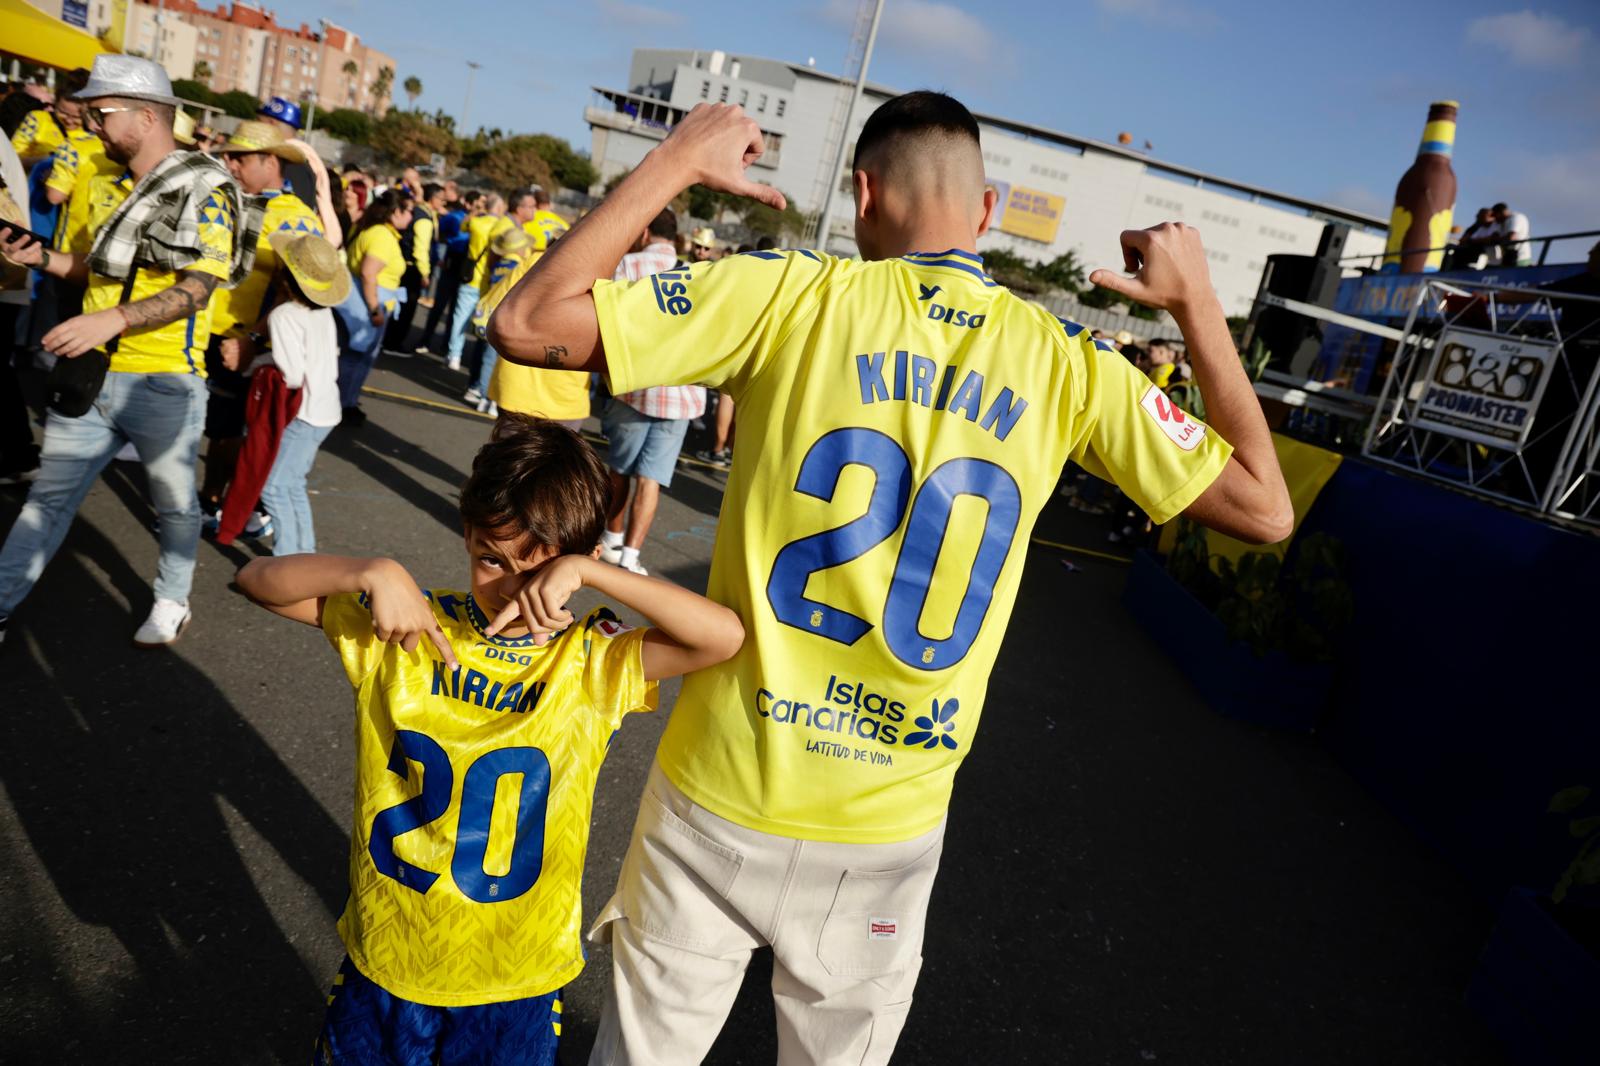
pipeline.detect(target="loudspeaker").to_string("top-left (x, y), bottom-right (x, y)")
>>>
top-left (1254, 223), bottom-right (1351, 376)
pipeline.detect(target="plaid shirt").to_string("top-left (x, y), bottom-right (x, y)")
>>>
top-left (88, 149), bottom-right (262, 286)
top-left (611, 242), bottom-right (706, 420)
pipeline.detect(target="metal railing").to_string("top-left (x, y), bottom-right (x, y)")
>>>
top-left (1338, 228), bottom-right (1599, 273)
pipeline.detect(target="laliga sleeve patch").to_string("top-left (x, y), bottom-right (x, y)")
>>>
top-left (595, 618), bottom-right (633, 637)
top-left (1140, 385), bottom-right (1206, 451)
top-left (869, 917), bottom-right (898, 940)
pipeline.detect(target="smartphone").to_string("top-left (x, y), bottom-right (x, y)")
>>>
top-left (0, 217), bottom-right (50, 248)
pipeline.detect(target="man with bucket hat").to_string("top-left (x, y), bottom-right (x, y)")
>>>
top-left (196, 120), bottom-right (325, 532)
top-left (0, 55), bottom-right (263, 649)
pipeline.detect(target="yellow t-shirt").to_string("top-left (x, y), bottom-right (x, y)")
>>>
top-left (347, 223), bottom-right (406, 290)
top-left (594, 248), bottom-right (1233, 843)
top-left (466, 215), bottom-right (511, 290)
top-left (45, 130), bottom-right (118, 255)
top-left (210, 189), bottom-right (323, 336)
top-left (476, 252), bottom-right (591, 421)
top-left (1148, 362), bottom-right (1176, 390)
top-left (527, 208), bottom-right (569, 251)
top-left (410, 207), bottom-right (435, 281)
top-left (81, 174), bottom-right (236, 376)
top-left (321, 592), bottom-right (657, 1006)
top-left (10, 109), bottom-right (64, 161)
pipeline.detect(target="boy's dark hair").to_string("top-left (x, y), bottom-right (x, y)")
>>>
top-left (460, 415), bottom-right (609, 557)
top-left (755, 235), bottom-right (778, 251)
top-left (648, 207), bottom-right (677, 240)
top-left (853, 90), bottom-right (980, 170)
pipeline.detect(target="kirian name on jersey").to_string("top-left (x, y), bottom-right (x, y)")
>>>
top-left (430, 661), bottom-right (547, 715)
top-left (855, 349), bottom-right (1029, 442)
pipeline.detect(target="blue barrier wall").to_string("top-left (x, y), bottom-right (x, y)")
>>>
top-left (1295, 459), bottom-right (1594, 904)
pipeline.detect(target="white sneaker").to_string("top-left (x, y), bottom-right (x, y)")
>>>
top-left (618, 557), bottom-right (648, 576)
top-left (463, 386), bottom-right (483, 404)
top-left (134, 598), bottom-right (191, 647)
top-left (446, 358), bottom-right (462, 372)
top-left (114, 442), bottom-right (139, 463)
top-left (486, 401), bottom-right (498, 417)
top-left (599, 542), bottom-right (624, 565)
top-left (243, 510), bottom-right (273, 539)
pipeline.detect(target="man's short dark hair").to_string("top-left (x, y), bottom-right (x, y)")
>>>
top-left (648, 207), bottom-right (676, 240)
top-left (533, 187), bottom-right (551, 206)
top-left (461, 189), bottom-right (484, 207)
top-left (459, 416), bottom-right (609, 557)
top-left (1492, 202), bottom-right (1509, 213)
top-left (422, 181), bottom-right (443, 201)
top-left (755, 235), bottom-right (777, 251)
top-left (853, 90), bottom-right (980, 170)
top-left (509, 188), bottom-right (536, 213)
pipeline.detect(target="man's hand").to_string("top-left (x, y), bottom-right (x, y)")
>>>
top-left (1090, 222), bottom-right (1218, 319)
top-left (484, 555), bottom-right (588, 643)
top-left (42, 308), bottom-right (125, 359)
top-left (219, 334), bottom-right (255, 372)
top-left (655, 104), bottom-right (786, 211)
top-left (363, 558), bottom-right (460, 669)
top-left (0, 231), bottom-right (47, 269)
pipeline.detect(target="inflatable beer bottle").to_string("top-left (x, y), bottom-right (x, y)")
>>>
top-left (1381, 101), bottom-right (1458, 273)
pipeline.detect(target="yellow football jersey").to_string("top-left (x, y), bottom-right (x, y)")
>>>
top-left (595, 248), bottom-right (1232, 844)
top-left (80, 175), bottom-right (235, 376)
top-left (526, 209), bottom-right (569, 251)
top-left (467, 215), bottom-right (512, 289)
top-left (210, 189), bottom-right (322, 336)
top-left (10, 108), bottom-right (64, 160)
top-left (45, 130), bottom-right (118, 255)
top-left (322, 592), bottom-right (657, 1006)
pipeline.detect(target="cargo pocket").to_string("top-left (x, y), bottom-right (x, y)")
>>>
top-left (617, 788), bottom-right (747, 952)
top-left (817, 838), bottom-right (943, 978)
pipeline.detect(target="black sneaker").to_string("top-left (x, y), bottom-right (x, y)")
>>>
top-left (696, 448), bottom-right (731, 469)
top-left (341, 406), bottom-right (367, 427)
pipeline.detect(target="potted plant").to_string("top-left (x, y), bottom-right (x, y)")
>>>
top-left (1467, 787), bottom-right (1600, 1065)
top-left (1121, 520), bottom-right (1351, 731)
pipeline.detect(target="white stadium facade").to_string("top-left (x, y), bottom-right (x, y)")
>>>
top-left (586, 48), bottom-right (1390, 315)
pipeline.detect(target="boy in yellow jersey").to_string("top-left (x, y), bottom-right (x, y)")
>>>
top-left (490, 93), bottom-right (1292, 1063)
top-left (10, 92), bottom-right (74, 167)
top-left (236, 417), bottom-right (744, 1063)
top-left (0, 56), bottom-right (247, 649)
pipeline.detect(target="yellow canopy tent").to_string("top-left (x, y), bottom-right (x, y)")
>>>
top-left (0, 0), bottom-right (111, 71)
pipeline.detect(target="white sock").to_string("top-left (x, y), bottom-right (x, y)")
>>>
top-left (601, 529), bottom-right (624, 549)
top-left (619, 546), bottom-right (640, 568)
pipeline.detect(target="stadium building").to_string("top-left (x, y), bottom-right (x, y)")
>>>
top-left (586, 48), bottom-right (1389, 315)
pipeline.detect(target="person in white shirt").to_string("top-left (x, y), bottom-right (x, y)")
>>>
top-left (256, 232), bottom-right (348, 556)
top-left (1491, 202), bottom-right (1532, 267)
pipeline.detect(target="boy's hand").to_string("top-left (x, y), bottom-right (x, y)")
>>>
top-left (485, 555), bottom-right (587, 642)
top-left (655, 104), bottom-right (786, 211)
top-left (363, 558), bottom-right (459, 670)
top-left (1089, 222), bottom-right (1219, 319)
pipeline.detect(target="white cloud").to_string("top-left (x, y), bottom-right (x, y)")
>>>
top-left (1095, 0), bottom-right (1219, 32)
top-left (824, 0), bottom-right (1000, 66)
top-left (1465, 10), bottom-right (1592, 67)
top-left (596, 0), bottom-right (686, 29)
top-left (1483, 146), bottom-right (1600, 238)
top-left (1327, 183), bottom-right (1389, 218)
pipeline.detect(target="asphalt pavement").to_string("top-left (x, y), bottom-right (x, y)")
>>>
top-left (0, 354), bottom-right (1505, 1064)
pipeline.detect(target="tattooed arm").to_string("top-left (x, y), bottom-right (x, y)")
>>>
top-left (40, 270), bottom-right (220, 359)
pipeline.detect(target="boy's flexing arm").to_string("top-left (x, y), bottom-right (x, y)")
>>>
top-left (237, 555), bottom-right (460, 670)
top-left (484, 556), bottom-right (743, 682)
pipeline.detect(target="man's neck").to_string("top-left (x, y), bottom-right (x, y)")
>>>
top-left (867, 216), bottom-right (979, 262)
top-left (129, 139), bottom-right (179, 183)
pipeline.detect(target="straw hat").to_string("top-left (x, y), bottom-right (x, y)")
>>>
top-left (172, 109), bottom-right (197, 146)
top-left (492, 226), bottom-right (533, 258)
top-left (216, 120), bottom-right (308, 164)
top-left (1114, 329), bottom-right (1136, 346)
top-left (73, 55), bottom-right (183, 106)
top-left (267, 231), bottom-right (351, 307)
top-left (691, 226), bottom-right (716, 247)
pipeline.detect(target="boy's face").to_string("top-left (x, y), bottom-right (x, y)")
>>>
top-left (466, 526), bottom-right (560, 636)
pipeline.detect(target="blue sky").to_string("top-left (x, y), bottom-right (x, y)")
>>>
top-left (278, 0), bottom-right (1598, 237)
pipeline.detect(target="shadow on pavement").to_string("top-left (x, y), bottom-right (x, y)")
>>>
top-left (322, 417), bottom-right (471, 534)
top-left (0, 519), bottom-right (348, 1063)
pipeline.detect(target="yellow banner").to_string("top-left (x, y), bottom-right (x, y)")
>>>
top-left (103, 0), bottom-right (127, 52)
top-left (998, 185), bottom-right (1064, 244)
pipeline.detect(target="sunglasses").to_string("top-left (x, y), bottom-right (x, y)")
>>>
top-left (84, 105), bottom-right (140, 130)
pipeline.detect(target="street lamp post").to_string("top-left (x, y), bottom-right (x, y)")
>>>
top-left (462, 61), bottom-right (480, 134)
top-left (813, 0), bottom-right (884, 253)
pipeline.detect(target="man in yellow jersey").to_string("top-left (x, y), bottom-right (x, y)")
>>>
top-left (236, 417), bottom-right (744, 1063)
top-left (9, 85), bottom-right (77, 167)
top-left (17, 73), bottom-right (89, 341)
top-left (384, 180), bottom-right (445, 352)
top-left (491, 93), bottom-right (1292, 1063)
top-left (198, 120), bottom-right (324, 529)
top-left (0, 56), bottom-right (250, 650)
top-left (526, 186), bottom-right (570, 250)
top-left (445, 192), bottom-right (510, 371)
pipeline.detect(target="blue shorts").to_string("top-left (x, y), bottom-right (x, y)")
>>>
top-left (312, 957), bottom-right (561, 1065)
top-left (602, 402), bottom-right (689, 487)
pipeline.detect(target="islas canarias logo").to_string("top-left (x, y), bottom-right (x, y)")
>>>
top-left (903, 697), bottom-right (961, 751)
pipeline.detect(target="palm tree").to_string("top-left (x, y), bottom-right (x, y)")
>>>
top-left (369, 65), bottom-right (394, 115)
top-left (403, 75), bottom-right (422, 108)
top-left (192, 59), bottom-right (213, 84)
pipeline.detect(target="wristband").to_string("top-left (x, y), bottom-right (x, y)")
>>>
top-left (38, 246), bottom-right (50, 272)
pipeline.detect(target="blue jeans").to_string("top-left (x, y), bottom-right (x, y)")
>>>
top-left (446, 282), bottom-right (480, 361)
top-left (0, 370), bottom-right (206, 614)
top-left (472, 344), bottom-right (499, 397)
top-left (336, 283), bottom-right (405, 410)
top-left (257, 419), bottom-right (333, 556)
